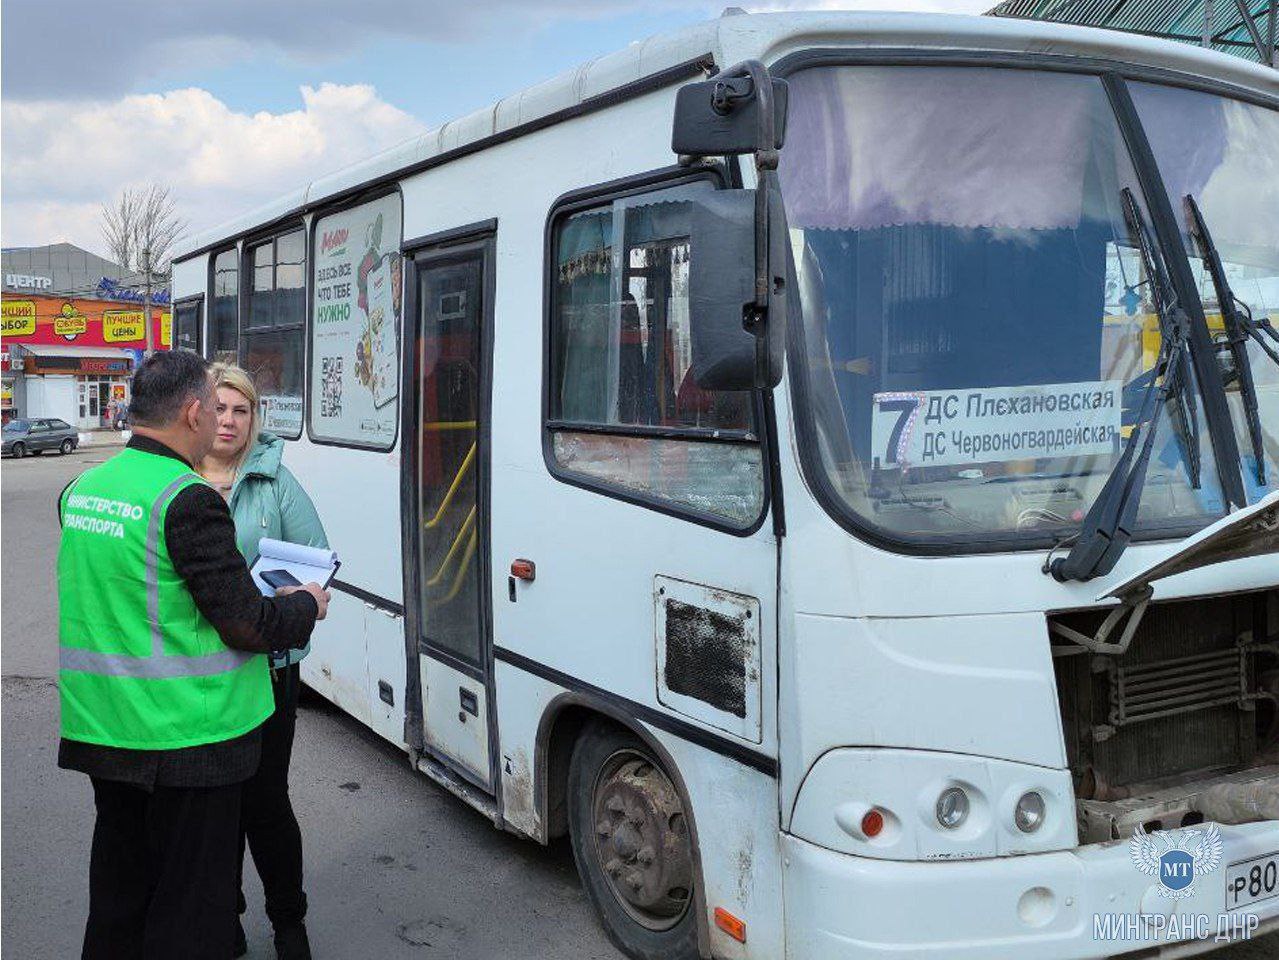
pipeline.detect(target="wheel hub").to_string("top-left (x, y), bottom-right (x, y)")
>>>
top-left (591, 752), bottom-right (693, 930)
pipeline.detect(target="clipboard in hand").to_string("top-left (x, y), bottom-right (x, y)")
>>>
top-left (249, 538), bottom-right (341, 597)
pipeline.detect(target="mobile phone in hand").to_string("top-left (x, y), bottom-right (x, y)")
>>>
top-left (261, 568), bottom-right (303, 589)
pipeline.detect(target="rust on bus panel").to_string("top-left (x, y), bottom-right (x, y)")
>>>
top-left (501, 747), bottom-right (538, 839)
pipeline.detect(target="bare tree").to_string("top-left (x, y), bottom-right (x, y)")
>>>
top-left (99, 185), bottom-right (187, 354)
top-left (100, 192), bottom-right (137, 279)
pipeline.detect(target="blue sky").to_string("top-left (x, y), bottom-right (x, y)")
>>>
top-left (1, 0), bottom-right (991, 255)
top-left (145, 9), bottom-right (715, 124)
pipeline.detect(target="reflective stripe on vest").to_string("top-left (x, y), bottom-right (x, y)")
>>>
top-left (60, 471), bottom-right (252, 679)
top-left (143, 475), bottom-right (187, 657)
top-left (60, 647), bottom-right (253, 677)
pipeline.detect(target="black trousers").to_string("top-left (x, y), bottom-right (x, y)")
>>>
top-left (83, 778), bottom-right (241, 960)
top-left (237, 663), bottom-right (306, 930)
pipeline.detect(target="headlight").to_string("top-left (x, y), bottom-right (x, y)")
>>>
top-left (935, 786), bottom-right (970, 829)
top-left (1014, 791), bottom-right (1046, 833)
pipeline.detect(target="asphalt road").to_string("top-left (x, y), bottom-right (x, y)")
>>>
top-left (1, 444), bottom-right (618, 960)
top-left (2, 444), bottom-right (1275, 960)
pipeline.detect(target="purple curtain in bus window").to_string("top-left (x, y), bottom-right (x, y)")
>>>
top-left (1127, 83), bottom-right (1227, 209)
top-left (1129, 81), bottom-right (1279, 267)
top-left (779, 67), bottom-right (1097, 232)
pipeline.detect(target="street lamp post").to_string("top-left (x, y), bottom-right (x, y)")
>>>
top-left (142, 246), bottom-right (154, 356)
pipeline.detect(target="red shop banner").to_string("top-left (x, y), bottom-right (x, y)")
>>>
top-left (1, 295), bottom-right (171, 350)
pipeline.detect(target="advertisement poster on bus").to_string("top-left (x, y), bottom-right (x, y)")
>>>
top-left (310, 194), bottom-right (402, 447)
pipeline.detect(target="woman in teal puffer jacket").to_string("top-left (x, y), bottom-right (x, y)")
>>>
top-left (200, 364), bottom-right (326, 960)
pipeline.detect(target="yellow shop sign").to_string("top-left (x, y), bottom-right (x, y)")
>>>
top-left (161, 312), bottom-right (172, 347)
top-left (103, 309), bottom-right (145, 343)
top-left (55, 303), bottom-right (88, 339)
top-left (1, 299), bottom-right (37, 336)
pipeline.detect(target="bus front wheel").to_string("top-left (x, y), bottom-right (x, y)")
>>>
top-left (568, 722), bottom-right (699, 960)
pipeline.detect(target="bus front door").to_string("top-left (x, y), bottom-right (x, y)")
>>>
top-left (404, 234), bottom-right (495, 791)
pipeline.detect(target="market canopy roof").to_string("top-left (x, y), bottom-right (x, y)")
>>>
top-left (17, 345), bottom-right (135, 360)
top-left (988, 0), bottom-right (1278, 67)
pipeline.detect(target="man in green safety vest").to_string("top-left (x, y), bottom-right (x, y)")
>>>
top-left (57, 350), bottom-right (330, 960)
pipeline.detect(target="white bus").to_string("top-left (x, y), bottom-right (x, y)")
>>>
top-left (169, 11), bottom-right (1279, 959)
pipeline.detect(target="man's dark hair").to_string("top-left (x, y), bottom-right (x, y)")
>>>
top-left (128, 351), bottom-right (212, 427)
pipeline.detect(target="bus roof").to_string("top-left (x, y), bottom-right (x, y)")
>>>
top-left (171, 9), bottom-right (1279, 263)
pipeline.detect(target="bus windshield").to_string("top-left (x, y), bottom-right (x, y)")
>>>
top-left (779, 65), bottom-right (1229, 550)
top-left (1129, 82), bottom-right (1279, 502)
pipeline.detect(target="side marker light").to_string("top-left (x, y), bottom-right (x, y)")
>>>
top-left (714, 907), bottom-right (747, 943)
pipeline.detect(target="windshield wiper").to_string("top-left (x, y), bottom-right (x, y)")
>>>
top-left (1050, 189), bottom-right (1200, 582)
top-left (1186, 193), bottom-right (1278, 487)
top-left (1130, 192), bottom-right (1203, 489)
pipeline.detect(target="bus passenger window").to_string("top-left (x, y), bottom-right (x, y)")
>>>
top-left (547, 181), bottom-right (764, 528)
top-left (174, 299), bottom-right (201, 353)
top-left (240, 228), bottom-right (306, 438)
top-left (210, 247), bottom-right (239, 363)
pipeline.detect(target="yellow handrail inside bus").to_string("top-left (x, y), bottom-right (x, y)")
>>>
top-left (422, 420), bottom-right (477, 433)
top-left (440, 529), bottom-right (478, 603)
top-left (427, 506), bottom-right (476, 588)
top-left (423, 443), bottom-right (476, 530)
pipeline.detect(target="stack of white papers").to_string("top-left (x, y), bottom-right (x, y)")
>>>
top-left (249, 538), bottom-right (340, 597)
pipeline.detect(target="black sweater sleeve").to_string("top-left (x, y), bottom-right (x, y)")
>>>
top-left (164, 484), bottom-right (319, 654)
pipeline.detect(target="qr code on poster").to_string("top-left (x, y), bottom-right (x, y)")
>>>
top-left (321, 356), bottom-right (343, 417)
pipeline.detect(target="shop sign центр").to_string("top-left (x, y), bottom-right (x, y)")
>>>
top-left (5, 274), bottom-right (53, 291)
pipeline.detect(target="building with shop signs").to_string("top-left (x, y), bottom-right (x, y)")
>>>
top-left (2, 243), bottom-right (172, 429)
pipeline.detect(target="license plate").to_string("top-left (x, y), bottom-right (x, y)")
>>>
top-left (1225, 852), bottom-right (1279, 910)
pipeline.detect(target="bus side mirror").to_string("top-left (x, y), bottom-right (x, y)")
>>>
top-left (672, 76), bottom-right (788, 157)
top-left (688, 188), bottom-right (787, 391)
top-left (678, 61), bottom-right (790, 392)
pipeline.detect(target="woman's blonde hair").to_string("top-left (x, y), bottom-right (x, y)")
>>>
top-left (209, 362), bottom-right (261, 466)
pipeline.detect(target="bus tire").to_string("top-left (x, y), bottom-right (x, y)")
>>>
top-left (567, 722), bottom-right (699, 960)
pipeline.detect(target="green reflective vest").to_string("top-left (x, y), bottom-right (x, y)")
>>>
top-left (58, 446), bottom-right (273, 750)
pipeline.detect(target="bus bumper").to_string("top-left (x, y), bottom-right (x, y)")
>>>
top-left (781, 820), bottom-right (1279, 960)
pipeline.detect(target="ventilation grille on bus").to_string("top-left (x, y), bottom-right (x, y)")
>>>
top-left (663, 599), bottom-right (748, 719)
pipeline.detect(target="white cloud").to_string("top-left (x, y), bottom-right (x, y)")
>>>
top-left (1, 0), bottom-right (998, 101)
top-left (1, 0), bottom-right (725, 100)
top-left (1, 83), bottom-right (427, 255)
top-left (0, 1), bottom-right (998, 254)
